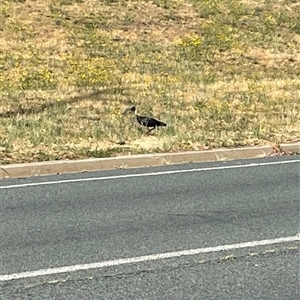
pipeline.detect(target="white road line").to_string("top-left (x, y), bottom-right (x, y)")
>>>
top-left (1, 159), bottom-right (299, 190)
top-left (1, 234), bottom-right (299, 282)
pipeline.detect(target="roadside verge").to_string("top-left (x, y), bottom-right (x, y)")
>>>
top-left (1, 143), bottom-right (299, 179)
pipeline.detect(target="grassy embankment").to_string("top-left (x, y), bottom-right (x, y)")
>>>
top-left (0, 0), bottom-right (299, 164)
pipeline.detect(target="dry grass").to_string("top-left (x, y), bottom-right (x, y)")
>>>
top-left (0, 0), bottom-right (299, 164)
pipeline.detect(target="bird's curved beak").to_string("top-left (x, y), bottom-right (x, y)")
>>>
top-left (123, 108), bottom-right (130, 115)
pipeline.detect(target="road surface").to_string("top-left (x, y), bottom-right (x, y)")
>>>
top-left (1, 156), bottom-right (299, 299)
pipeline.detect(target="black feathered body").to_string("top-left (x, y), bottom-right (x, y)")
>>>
top-left (136, 115), bottom-right (167, 128)
top-left (124, 106), bottom-right (167, 132)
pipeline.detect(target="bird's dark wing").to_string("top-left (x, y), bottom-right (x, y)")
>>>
top-left (157, 120), bottom-right (167, 127)
top-left (136, 115), bottom-right (166, 127)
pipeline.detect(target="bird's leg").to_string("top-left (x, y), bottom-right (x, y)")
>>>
top-left (146, 128), bottom-right (155, 135)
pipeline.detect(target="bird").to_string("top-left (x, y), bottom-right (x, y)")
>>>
top-left (124, 106), bottom-right (167, 133)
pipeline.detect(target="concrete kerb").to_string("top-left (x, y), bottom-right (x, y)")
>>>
top-left (1, 143), bottom-right (299, 179)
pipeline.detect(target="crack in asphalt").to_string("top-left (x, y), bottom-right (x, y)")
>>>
top-left (1, 244), bottom-right (298, 293)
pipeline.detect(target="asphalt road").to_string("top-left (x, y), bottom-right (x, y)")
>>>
top-left (1, 156), bottom-right (299, 299)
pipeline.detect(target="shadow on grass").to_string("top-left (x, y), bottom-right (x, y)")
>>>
top-left (0, 87), bottom-right (125, 118)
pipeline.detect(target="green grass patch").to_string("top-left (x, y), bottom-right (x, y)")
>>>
top-left (0, 0), bottom-right (299, 164)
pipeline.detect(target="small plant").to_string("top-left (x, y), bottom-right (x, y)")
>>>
top-left (20, 67), bottom-right (57, 90)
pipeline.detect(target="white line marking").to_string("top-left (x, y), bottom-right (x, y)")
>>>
top-left (1, 234), bottom-right (299, 282)
top-left (1, 159), bottom-right (299, 190)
